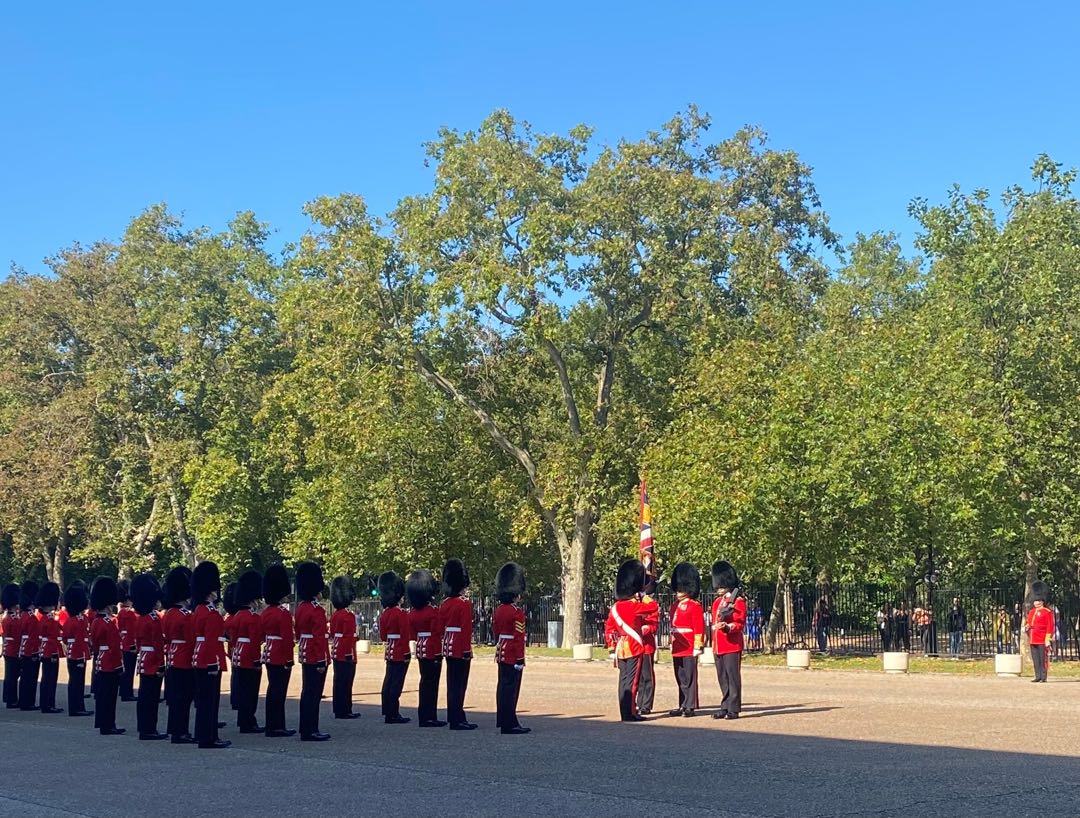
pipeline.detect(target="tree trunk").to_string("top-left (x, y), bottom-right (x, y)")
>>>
top-left (43, 532), bottom-right (69, 586)
top-left (168, 486), bottom-right (197, 568)
top-left (765, 557), bottom-right (789, 654)
top-left (560, 504), bottom-right (597, 648)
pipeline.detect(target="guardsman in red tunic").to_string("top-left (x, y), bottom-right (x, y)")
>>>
top-left (710, 560), bottom-right (746, 719)
top-left (1025, 581), bottom-right (1055, 683)
top-left (131, 573), bottom-right (167, 740)
top-left (230, 570), bottom-right (264, 733)
top-left (260, 564), bottom-right (296, 738)
top-left (89, 576), bottom-right (125, 735)
top-left (1, 583), bottom-right (22, 708)
top-left (329, 575), bottom-right (360, 720)
top-left (604, 560), bottom-right (647, 722)
top-left (441, 559), bottom-right (477, 730)
top-left (161, 567), bottom-right (196, 743)
top-left (17, 581), bottom-right (41, 711)
top-left (407, 569), bottom-right (445, 727)
top-left (668, 562), bottom-right (705, 717)
top-left (295, 561), bottom-right (331, 741)
top-left (636, 578), bottom-right (660, 716)
top-left (61, 582), bottom-right (93, 717)
top-left (494, 562), bottom-right (528, 734)
top-left (36, 583), bottom-right (64, 713)
top-left (378, 571), bottom-right (411, 724)
top-left (191, 561), bottom-right (229, 749)
top-left (116, 580), bottom-right (138, 702)
top-left (222, 581), bottom-right (240, 712)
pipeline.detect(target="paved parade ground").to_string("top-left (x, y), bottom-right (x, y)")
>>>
top-left (2, 655), bottom-right (1079, 817)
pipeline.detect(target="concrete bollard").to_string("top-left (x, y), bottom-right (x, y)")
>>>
top-left (994, 653), bottom-right (1022, 677)
top-left (698, 647), bottom-right (715, 666)
top-left (786, 649), bottom-right (812, 670)
top-left (883, 651), bottom-right (909, 674)
top-left (357, 639), bottom-right (371, 654)
top-left (572, 643), bottom-right (593, 661)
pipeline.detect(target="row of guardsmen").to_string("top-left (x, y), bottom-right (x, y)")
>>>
top-left (1, 559), bottom-right (531, 747)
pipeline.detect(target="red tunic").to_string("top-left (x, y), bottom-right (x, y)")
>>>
top-left (330, 609), bottom-right (357, 662)
top-left (20, 611), bottom-right (41, 658)
top-left (62, 614), bottom-right (92, 661)
top-left (379, 606), bottom-right (411, 662)
top-left (639, 594), bottom-right (660, 656)
top-left (605, 599), bottom-right (646, 659)
top-left (192, 603), bottom-right (227, 669)
top-left (1026, 606), bottom-right (1055, 645)
top-left (260, 604), bottom-right (294, 666)
top-left (135, 611), bottom-right (166, 675)
top-left (56, 608), bottom-right (70, 627)
top-left (230, 608), bottom-right (263, 669)
top-left (493, 603), bottom-right (525, 665)
top-left (91, 614), bottom-right (123, 672)
top-left (409, 605), bottom-right (442, 660)
top-left (1, 611), bottom-right (22, 658)
top-left (116, 606), bottom-right (138, 652)
top-left (161, 606), bottom-right (195, 669)
top-left (669, 597), bottom-right (705, 657)
top-left (295, 600), bottom-right (329, 665)
top-left (439, 596), bottom-right (473, 658)
top-left (39, 613), bottom-right (63, 659)
top-left (711, 593), bottom-right (747, 655)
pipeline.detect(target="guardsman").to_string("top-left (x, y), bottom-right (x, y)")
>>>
top-left (295, 561), bottom-right (331, 741)
top-left (407, 569), bottom-right (445, 727)
top-left (493, 562), bottom-right (528, 734)
top-left (636, 577), bottom-right (660, 716)
top-left (162, 566), bottom-right (196, 744)
top-left (441, 559), bottom-right (477, 730)
top-left (17, 581), bottom-right (41, 711)
top-left (132, 573), bottom-right (167, 740)
top-left (378, 571), bottom-right (411, 725)
top-left (222, 581), bottom-right (240, 712)
top-left (89, 576), bottom-right (125, 735)
top-left (231, 570), bottom-right (264, 733)
top-left (36, 582), bottom-right (64, 714)
top-left (668, 562), bottom-right (705, 717)
top-left (710, 560), bottom-right (746, 720)
top-left (191, 561), bottom-right (229, 749)
top-left (604, 560), bottom-right (646, 722)
top-left (1025, 580), bottom-right (1054, 683)
top-left (116, 580), bottom-right (138, 702)
top-left (329, 575), bottom-right (360, 720)
top-left (260, 564), bottom-right (296, 738)
top-left (61, 582), bottom-right (93, 717)
top-left (2, 583), bottom-right (22, 708)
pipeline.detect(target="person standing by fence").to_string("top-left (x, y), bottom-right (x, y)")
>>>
top-left (1025, 582), bottom-right (1054, 682)
top-left (993, 606), bottom-right (1010, 654)
top-left (948, 598), bottom-right (966, 656)
top-left (877, 605), bottom-right (892, 652)
top-left (812, 597), bottom-right (830, 653)
top-left (710, 561), bottom-right (745, 720)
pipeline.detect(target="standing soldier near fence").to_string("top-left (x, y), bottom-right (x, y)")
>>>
top-left (231, 570), bottom-right (264, 733)
top-left (1, 583), bottom-right (22, 709)
top-left (261, 564), bottom-right (296, 738)
top-left (191, 561), bottom-right (229, 749)
top-left (605, 559), bottom-right (647, 723)
top-left (378, 571), bottom-right (411, 725)
top-left (62, 582), bottom-right (93, 717)
top-left (17, 581), bottom-right (41, 711)
top-left (668, 562), bottom-right (704, 717)
top-left (441, 559), bottom-right (477, 730)
top-left (1025, 581), bottom-right (1054, 683)
top-left (116, 580), bottom-right (138, 702)
top-left (408, 569), bottom-right (446, 728)
top-left (710, 561), bottom-right (745, 720)
top-left (36, 582), bottom-right (63, 714)
top-left (493, 562), bottom-right (529, 735)
top-left (329, 575), bottom-right (360, 721)
top-left (132, 573), bottom-right (167, 740)
top-left (635, 577), bottom-right (660, 716)
top-left (162, 566), bottom-right (195, 744)
top-left (89, 576), bottom-right (124, 735)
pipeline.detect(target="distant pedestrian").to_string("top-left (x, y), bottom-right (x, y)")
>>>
top-left (1010, 604), bottom-right (1022, 653)
top-left (1024, 581), bottom-right (1054, 683)
top-left (746, 605), bottom-right (763, 651)
top-left (877, 605), bottom-right (893, 653)
top-left (917, 606), bottom-right (933, 655)
top-left (895, 602), bottom-right (911, 652)
top-left (947, 598), bottom-right (966, 656)
top-left (812, 597), bottom-right (830, 653)
top-left (993, 606), bottom-right (1010, 654)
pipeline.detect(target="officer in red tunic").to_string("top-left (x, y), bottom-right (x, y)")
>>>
top-left (407, 569), bottom-right (445, 727)
top-left (441, 559), bottom-right (477, 730)
top-left (2, 583), bottom-right (22, 709)
top-left (604, 560), bottom-right (647, 722)
top-left (116, 580), bottom-right (138, 702)
top-left (17, 581), bottom-right (41, 711)
top-left (710, 560), bottom-right (746, 720)
top-left (1025, 580), bottom-right (1055, 683)
top-left (230, 570), bottom-right (264, 733)
top-left (295, 561), bottom-right (331, 741)
top-left (131, 573), bottom-right (167, 740)
top-left (222, 581), bottom-right (240, 712)
top-left (191, 561), bottom-right (230, 749)
top-left (89, 576), bottom-right (125, 735)
top-left (493, 562), bottom-right (529, 734)
top-left (329, 575), bottom-right (360, 720)
top-left (161, 566), bottom-right (196, 743)
top-left (260, 564), bottom-right (296, 738)
top-left (668, 562), bottom-right (705, 717)
top-left (61, 582), bottom-right (93, 717)
top-left (35, 583), bottom-right (64, 714)
top-left (377, 571), bottom-right (411, 724)
top-left (636, 578), bottom-right (660, 716)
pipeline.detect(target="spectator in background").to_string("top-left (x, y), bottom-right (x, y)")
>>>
top-left (1011, 603), bottom-right (1023, 653)
top-left (993, 606), bottom-right (1010, 654)
top-left (947, 597), bottom-right (966, 656)
top-left (915, 605), bottom-right (933, 655)
top-left (746, 604), bottom-right (763, 652)
top-left (812, 597), bottom-right (830, 653)
top-left (876, 605), bottom-right (893, 653)
top-left (895, 602), bottom-right (911, 652)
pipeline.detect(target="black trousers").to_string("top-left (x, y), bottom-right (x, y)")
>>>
top-left (137, 673), bottom-right (163, 735)
top-left (673, 655), bottom-right (699, 710)
top-left (714, 651), bottom-right (742, 714)
top-left (636, 653), bottom-right (656, 713)
top-left (1031, 644), bottom-right (1049, 681)
top-left (166, 666), bottom-right (194, 738)
top-left (332, 659), bottom-right (355, 717)
top-left (39, 656), bottom-right (60, 711)
top-left (120, 650), bottom-right (137, 699)
top-left (445, 656), bottom-right (471, 725)
top-left (229, 664), bottom-right (238, 710)
top-left (66, 659), bottom-right (87, 714)
top-left (18, 656), bottom-right (40, 710)
top-left (495, 662), bottom-right (523, 729)
top-left (417, 656), bottom-right (442, 723)
top-left (3, 655), bottom-right (20, 706)
top-left (264, 664), bottom-right (291, 732)
top-left (299, 662), bottom-right (326, 737)
top-left (617, 656), bottom-right (642, 720)
top-left (881, 632), bottom-right (892, 652)
top-left (95, 668), bottom-right (120, 732)
top-left (234, 666), bottom-right (262, 729)
top-left (381, 660), bottom-right (408, 718)
top-left (193, 666), bottom-right (222, 746)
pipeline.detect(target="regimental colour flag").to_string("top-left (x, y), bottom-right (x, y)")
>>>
top-left (639, 480), bottom-right (656, 582)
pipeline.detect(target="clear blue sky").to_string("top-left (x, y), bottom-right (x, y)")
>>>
top-left (2, 2), bottom-right (1077, 274)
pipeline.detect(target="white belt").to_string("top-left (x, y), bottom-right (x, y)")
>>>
top-left (445, 627), bottom-right (462, 633)
top-left (139, 646), bottom-right (155, 652)
top-left (265, 635), bottom-right (282, 640)
top-left (333, 633), bottom-right (344, 638)
top-left (417, 631), bottom-right (432, 637)
top-left (237, 637), bottom-right (251, 643)
top-left (170, 639), bottom-right (186, 644)
top-left (300, 633), bottom-right (314, 638)
top-left (674, 627), bottom-right (694, 633)
top-left (195, 637), bottom-right (206, 641)
top-left (498, 634), bottom-right (514, 640)
top-left (218, 637), bottom-right (228, 642)
top-left (99, 646), bottom-right (109, 651)
top-left (386, 633), bottom-right (400, 639)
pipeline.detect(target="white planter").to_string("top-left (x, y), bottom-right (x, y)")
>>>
top-left (883, 651), bottom-right (909, 674)
top-left (995, 653), bottom-right (1022, 677)
top-left (572, 643), bottom-right (593, 661)
top-left (357, 639), bottom-right (371, 655)
top-left (698, 647), bottom-right (715, 666)
top-left (786, 649), bottom-right (811, 670)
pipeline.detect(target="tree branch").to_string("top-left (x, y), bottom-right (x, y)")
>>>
top-left (542, 337), bottom-right (582, 438)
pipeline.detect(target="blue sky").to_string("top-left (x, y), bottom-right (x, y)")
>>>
top-left (2, 2), bottom-right (1077, 274)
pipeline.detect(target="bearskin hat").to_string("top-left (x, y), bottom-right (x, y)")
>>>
top-left (442, 559), bottom-right (470, 596)
top-left (294, 561), bottom-right (324, 602)
top-left (63, 582), bottom-right (89, 616)
top-left (496, 562), bottom-right (525, 604)
top-left (35, 581), bottom-right (60, 610)
top-left (406, 569), bottom-right (436, 610)
top-left (191, 561), bottom-right (221, 602)
top-left (330, 576), bottom-right (355, 610)
top-left (712, 560), bottom-right (739, 591)
top-left (131, 573), bottom-right (161, 616)
top-left (89, 576), bottom-right (118, 611)
top-left (378, 571), bottom-right (404, 608)
top-left (222, 581), bottom-right (240, 616)
top-left (1, 583), bottom-right (20, 610)
top-left (117, 579), bottom-right (131, 604)
top-left (236, 570), bottom-right (263, 607)
top-left (1031, 580), bottom-right (1049, 603)
top-left (162, 567), bottom-right (192, 608)
top-left (671, 562), bottom-right (701, 599)
top-left (20, 580), bottom-right (39, 611)
top-left (616, 559), bottom-right (645, 601)
top-left (263, 564), bottom-right (290, 605)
